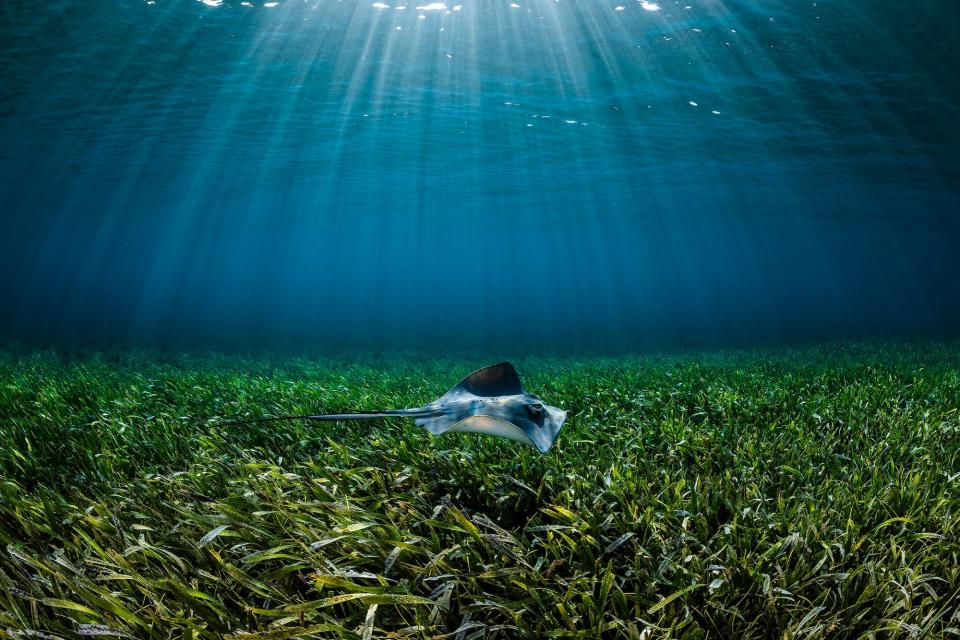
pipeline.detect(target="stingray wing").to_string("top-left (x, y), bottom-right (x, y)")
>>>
top-left (446, 362), bottom-right (526, 398)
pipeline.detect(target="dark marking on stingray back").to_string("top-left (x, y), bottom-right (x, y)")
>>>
top-left (456, 362), bottom-right (526, 397)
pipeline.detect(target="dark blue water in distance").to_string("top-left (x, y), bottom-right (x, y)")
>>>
top-left (1, 0), bottom-right (958, 350)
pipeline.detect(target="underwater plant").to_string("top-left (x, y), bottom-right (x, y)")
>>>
top-left (1, 344), bottom-right (959, 638)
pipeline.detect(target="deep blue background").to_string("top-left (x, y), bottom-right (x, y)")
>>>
top-left (1, 0), bottom-right (958, 349)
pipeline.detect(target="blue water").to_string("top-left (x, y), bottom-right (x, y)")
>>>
top-left (1, 0), bottom-right (958, 349)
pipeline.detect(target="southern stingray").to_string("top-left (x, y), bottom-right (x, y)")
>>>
top-left (229, 362), bottom-right (567, 452)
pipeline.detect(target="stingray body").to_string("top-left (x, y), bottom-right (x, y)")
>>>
top-left (235, 362), bottom-right (567, 452)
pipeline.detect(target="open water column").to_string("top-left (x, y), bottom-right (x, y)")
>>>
top-left (0, 0), bottom-right (958, 347)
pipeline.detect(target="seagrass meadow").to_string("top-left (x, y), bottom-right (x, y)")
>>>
top-left (1, 343), bottom-right (959, 639)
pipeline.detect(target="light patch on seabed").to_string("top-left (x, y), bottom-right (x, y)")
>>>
top-left (416, 2), bottom-right (447, 10)
top-left (640, 0), bottom-right (660, 11)
top-left (372, 2), bottom-right (390, 8)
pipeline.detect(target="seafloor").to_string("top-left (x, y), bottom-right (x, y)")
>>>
top-left (1, 343), bottom-right (958, 638)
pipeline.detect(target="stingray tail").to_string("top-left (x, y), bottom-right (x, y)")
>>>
top-left (219, 408), bottom-right (432, 427)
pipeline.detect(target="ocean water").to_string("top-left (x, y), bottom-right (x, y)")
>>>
top-left (1, 0), bottom-right (957, 350)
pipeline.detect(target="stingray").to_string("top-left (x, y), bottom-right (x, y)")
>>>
top-left (229, 362), bottom-right (567, 452)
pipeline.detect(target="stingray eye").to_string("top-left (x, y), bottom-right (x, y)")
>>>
top-left (528, 402), bottom-right (543, 414)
